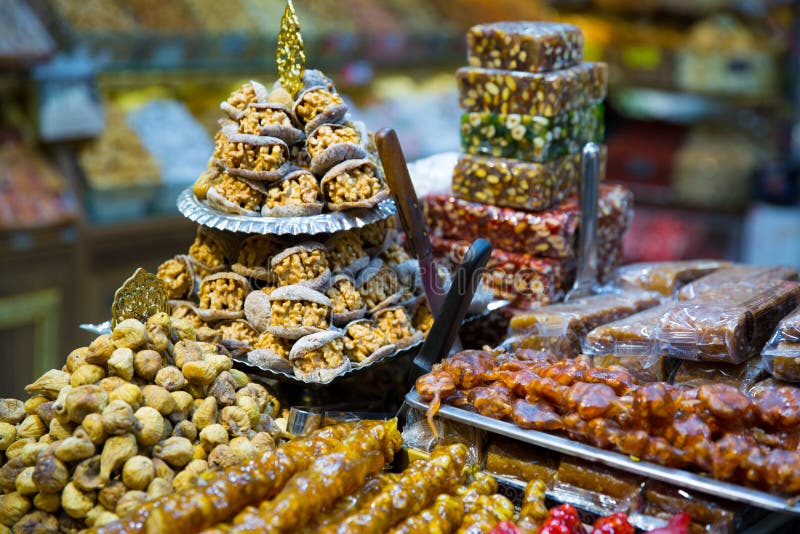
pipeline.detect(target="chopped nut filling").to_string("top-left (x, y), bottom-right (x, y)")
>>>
top-left (413, 302), bottom-right (434, 334)
top-left (294, 338), bottom-right (345, 374)
top-left (324, 165), bottom-right (383, 205)
top-left (189, 232), bottom-right (226, 269)
top-left (306, 125), bottom-right (360, 159)
top-left (237, 237), bottom-right (280, 268)
top-left (359, 266), bottom-right (399, 310)
top-left (375, 308), bottom-right (416, 344)
top-left (226, 83), bottom-right (259, 110)
top-left (239, 107), bottom-right (292, 135)
top-left (381, 243), bottom-right (411, 266)
top-left (216, 173), bottom-right (264, 211)
top-left (358, 219), bottom-right (393, 248)
top-left (326, 279), bottom-right (363, 314)
top-left (217, 321), bottom-right (258, 345)
top-left (273, 249), bottom-right (329, 286)
top-left (295, 88), bottom-right (343, 124)
top-left (328, 233), bottom-right (366, 271)
top-left (343, 322), bottom-right (387, 362)
top-left (157, 258), bottom-right (193, 299)
top-left (171, 306), bottom-right (204, 329)
top-left (269, 300), bottom-right (329, 329)
top-left (254, 331), bottom-right (292, 357)
top-left (265, 174), bottom-right (320, 209)
top-left (198, 278), bottom-right (247, 311)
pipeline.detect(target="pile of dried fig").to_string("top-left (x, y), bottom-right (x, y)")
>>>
top-left (0, 315), bottom-right (281, 533)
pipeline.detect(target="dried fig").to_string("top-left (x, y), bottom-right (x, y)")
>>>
top-left (111, 319), bottom-right (149, 350)
top-left (153, 436), bottom-right (193, 468)
top-left (199, 424), bottom-right (228, 453)
top-left (0, 399), bottom-right (25, 424)
top-left (18, 442), bottom-right (47, 467)
top-left (12, 510), bottom-right (58, 533)
top-left (133, 407), bottom-right (164, 447)
top-left (147, 478), bottom-right (172, 499)
top-left (108, 383), bottom-right (142, 409)
top-left (72, 455), bottom-right (102, 492)
top-left (98, 376), bottom-right (127, 394)
top-left (141, 386), bottom-right (175, 416)
top-left (17, 415), bottom-right (46, 440)
top-left (25, 370), bottom-right (69, 401)
top-left (70, 364), bottom-right (105, 387)
top-left (23, 396), bottom-right (47, 417)
top-left (98, 480), bottom-right (126, 511)
top-left (208, 444), bottom-right (240, 470)
top-left (208, 372), bottom-right (236, 406)
top-left (0, 422), bottom-right (15, 451)
top-left (183, 458), bottom-right (208, 476)
top-left (61, 482), bottom-right (95, 519)
top-left (0, 492), bottom-right (30, 527)
top-left (236, 396), bottom-right (260, 429)
top-left (85, 504), bottom-right (118, 528)
top-left (205, 354), bottom-right (232, 375)
top-left (63, 386), bottom-right (107, 424)
top-left (86, 334), bottom-right (115, 366)
top-left (32, 454), bottom-right (68, 493)
top-left (250, 432), bottom-right (275, 455)
top-left (169, 318), bottom-right (196, 343)
top-left (4, 439), bottom-right (32, 462)
top-left (228, 436), bottom-right (255, 461)
top-left (182, 360), bottom-right (217, 386)
top-left (151, 458), bottom-right (174, 482)
top-left (108, 348), bottom-right (135, 382)
top-left (33, 491), bottom-right (61, 514)
top-left (173, 340), bottom-right (203, 370)
top-left (191, 397), bottom-right (217, 430)
top-left (171, 470), bottom-right (196, 492)
top-left (133, 350), bottom-right (163, 381)
top-left (221, 406), bottom-right (250, 437)
top-left (54, 436), bottom-right (95, 463)
top-left (193, 443), bottom-right (207, 460)
top-left (229, 369), bottom-right (249, 390)
top-left (146, 313), bottom-right (172, 353)
top-left (169, 391), bottom-right (193, 423)
top-left (99, 433), bottom-right (137, 481)
top-left (0, 458), bottom-right (25, 493)
top-left (155, 366), bottom-right (185, 392)
top-left (101, 400), bottom-right (138, 436)
top-left (15, 467), bottom-right (37, 496)
top-left (33, 401), bottom-right (55, 426)
top-left (122, 456), bottom-right (154, 491)
top-left (66, 347), bottom-right (90, 372)
top-left (172, 420), bottom-right (197, 441)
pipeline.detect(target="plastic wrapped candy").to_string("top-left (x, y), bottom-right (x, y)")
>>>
top-left (658, 281), bottom-right (800, 364)
top-left (671, 357), bottom-right (767, 394)
top-left (677, 264), bottom-right (798, 301)
top-left (431, 235), bottom-right (567, 307)
top-left (586, 305), bottom-right (677, 383)
top-left (508, 290), bottom-right (662, 358)
top-left (457, 63), bottom-right (608, 117)
top-left (467, 21), bottom-right (584, 73)
top-left (762, 305), bottom-right (800, 382)
top-left (452, 148), bottom-right (607, 212)
top-left (614, 260), bottom-right (732, 297)
top-left (460, 104), bottom-right (604, 162)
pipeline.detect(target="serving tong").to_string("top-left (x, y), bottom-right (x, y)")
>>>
top-left (564, 142), bottom-right (601, 301)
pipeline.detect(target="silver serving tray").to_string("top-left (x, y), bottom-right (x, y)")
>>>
top-left (405, 390), bottom-right (800, 515)
top-left (234, 337), bottom-right (423, 388)
top-left (177, 188), bottom-right (396, 235)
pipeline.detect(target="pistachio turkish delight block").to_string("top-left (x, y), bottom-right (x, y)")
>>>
top-left (460, 104), bottom-right (604, 162)
top-left (457, 63), bottom-right (608, 117)
top-left (451, 148), bottom-right (607, 212)
top-left (467, 22), bottom-right (584, 73)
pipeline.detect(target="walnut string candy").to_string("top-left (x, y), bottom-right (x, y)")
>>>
top-left (157, 256), bottom-right (194, 300)
top-left (289, 331), bottom-right (349, 382)
top-left (343, 319), bottom-right (391, 363)
top-left (270, 243), bottom-right (330, 289)
top-left (321, 159), bottom-right (388, 211)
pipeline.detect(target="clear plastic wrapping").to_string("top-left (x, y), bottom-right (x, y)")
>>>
top-left (431, 234), bottom-right (566, 307)
top-left (451, 148), bottom-right (607, 212)
top-left (422, 193), bottom-right (578, 260)
top-left (457, 63), bottom-right (608, 117)
top-left (761, 304), bottom-right (800, 382)
top-left (586, 305), bottom-right (676, 383)
top-left (615, 260), bottom-right (732, 297)
top-left (552, 456), bottom-right (644, 516)
top-left (484, 434), bottom-right (559, 484)
top-left (467, 21), bottom-right (584, 73)
top-left (401, 406), bottom-right (485, 466)
top-left (677, 265), bottom-right (798, 301)
top-left (460, 104), bottom-right (604, 162)
top-left (642, 480), bottom-right (737, 534)
top-left (657, 281), bottom-right (800, 364)
top-left (671, 357), bottom-right (767, 393)
top-left (508, 290), bottom-right (662, 358)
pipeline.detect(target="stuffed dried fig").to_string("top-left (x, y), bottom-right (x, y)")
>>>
top-left (321, 158), bottom-right (388, 211)
top-left (157, 256), bottom-right (194, 300)
top-left (270, 243), bottom-right (330, 290)
top-left (99, 433), bottom-right (137, 481)
top-left (293, 86), bottom-right (346, 133)
top-left (25, 370), bottom-right (69, 401)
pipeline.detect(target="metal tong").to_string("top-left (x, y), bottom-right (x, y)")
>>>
top-left (565, 142), bottom-right (601, 302)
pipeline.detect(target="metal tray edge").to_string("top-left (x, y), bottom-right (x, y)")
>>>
top-left (404, 390), bottom-right (800, 515)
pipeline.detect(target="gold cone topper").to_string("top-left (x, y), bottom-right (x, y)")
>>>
top-left (111, 268), bottom-right (169, 328)
top-left (277, 0), bottom-right (306, 98)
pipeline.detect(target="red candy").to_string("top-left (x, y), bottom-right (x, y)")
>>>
top-left (489, 520), bottom-right (524, 534)
top-left (537, 503), bottom-right (583, 534)
top-left (648, 512), bottom-right (691, 534)
top-left (591, 512), bottom-right (634, 534)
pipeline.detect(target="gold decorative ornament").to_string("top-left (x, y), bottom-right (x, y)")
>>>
top-left (111, 268), bottom-right (170, 328)
top-left (276, 0), bottom-right (306, 97)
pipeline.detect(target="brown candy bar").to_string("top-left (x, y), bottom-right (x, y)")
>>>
top-left (467, 22), bottom-right (584, 73)
top-left (484, 435), bottom-right (559, 483)
top-left (556, 456), bottom-right (644, 502)
top-left (452, 148), bottom-right (607, 212)
top-left (762, 304), bottom-right (800, 382)
top-left (677, 264), bottom-right (798, 301)
top-left (431, 235), bottom-right (566, 307)
top-left (671, 357), bottom-right (767, 393)
top-left (659, 281), bottom-right (800, 364)
top-left (615, 260), bottom-right (732, 297)
top-left (457, 63), bottom-right (608, 117)
top-left (509, 290), bottom-right (661, 358)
